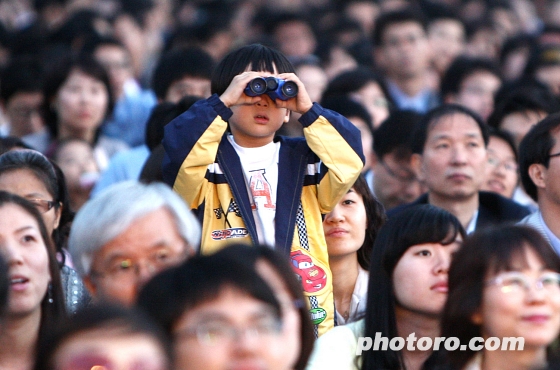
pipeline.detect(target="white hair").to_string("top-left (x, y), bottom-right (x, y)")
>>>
top-left (69, 181), bottom-right (201, 276)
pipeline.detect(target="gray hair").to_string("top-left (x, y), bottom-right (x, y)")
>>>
top-left (69, 181), bottom-right (201, 276)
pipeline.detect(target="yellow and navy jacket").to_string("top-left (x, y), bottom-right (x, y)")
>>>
top-left (162, 94), bottom-right (364, 336)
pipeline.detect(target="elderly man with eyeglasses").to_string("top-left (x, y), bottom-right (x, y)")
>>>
top-left (69, 181), bottom-right (201, 306)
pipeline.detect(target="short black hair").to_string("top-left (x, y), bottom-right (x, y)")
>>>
top-left (320, 96), bottom-right (373, 132)
top-left (137, 252), bottom-right (280, 335)
top-left (145, 95), bottom-right (200, 151)
top-left (321, 67), bottom-right (392, 112)
top-left (488, 82), bottom-right (559, 129)
top-left (373, 110), bottom-right (422, 160)
top-left (410, 104), bottom-right (490, 155)
top-left (488, 127), bottom-right (518, 162)
top-left (34, 304), bottom-right (172, 370)
top-left (440, 56), bottom-right (501, 99)
top-left (0, 56), bottom-right (43, 103)
top-left (372, 8), bottom-right (427, 47)
top-left (518, 112), bottom-right (560, 201)
top-left (152, 47), bottom-right (215, 100)
top-left (211, 43), bottom-right (295, 96)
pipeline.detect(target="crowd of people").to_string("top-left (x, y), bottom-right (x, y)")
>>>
top-left (2, 0), bottom-right (560, 369)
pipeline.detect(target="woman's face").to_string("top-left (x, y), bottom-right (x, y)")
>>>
top-left (52, 328), bottom-right (168, 370)
top-left (0, 169), bottom-right (60, 237)
top-left (0, 203), bottom-right (51, 318)
top-left (392, 236), bottom-right (462, 317)
top-left (351, 81), bottom-right (390, 129)
top-left (173, 289), bottom-right (288, 370)
top-left (481, 136), bottom-right (518, 198)
top-left (323, 188), bottom-right (367, 260)
top-left (55, 68), bottom-right (109, 138)
top-left (473, 247), bottom-right (560, 348)
top-left (256, 260), bottom-right (301, 369)
top-left (55, 141), bottom-right (99, 192)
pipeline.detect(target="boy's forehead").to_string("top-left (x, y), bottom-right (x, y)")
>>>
top-left (245, 63), bottom-right (279, 74)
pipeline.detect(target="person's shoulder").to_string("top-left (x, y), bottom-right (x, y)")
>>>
top-left (305, 319), bottom-right (363, 370)
top-left (478, 191), bottom-right (531, 219)
top-left (386, 193), bottom-right (429, 218)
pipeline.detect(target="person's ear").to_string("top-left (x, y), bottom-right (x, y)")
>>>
top-left (528, 163), bottom-right (547, 190)
top-left (411, 153), bottom-right (424, 182)
top-left (83, 275), bottom-right (97, 297)
top-left (53, 203), bottom-right (62, 231)
top-left (284, 109), bottom-right (290, 123)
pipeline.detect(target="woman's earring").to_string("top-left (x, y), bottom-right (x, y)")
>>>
top-left (48, 283), bottom-right (53, 304)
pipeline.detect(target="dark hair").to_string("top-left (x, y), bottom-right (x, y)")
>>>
top-left (139, 96), bottom-right (201, 183)
top-left (373, 110), bottom-right (422, 160)
top-left (0, 56), bottom-right (43, 103)
top-left (372, 8), bottom-right (427, 47)
top-left (34, 304), bottom-right (172, 370)
top-left (488, 127), bottom-right (518, 162)
top-left (320, 97), bottom-right (373, 133)
top-left (0, 191), bottom-right (65, 336)
top-left (518, 112), bottom-right (560, 201)
top-left (145, 96), bottom-right (200, 151)
top-left (440, 56), bottom-right (501, 99)
top-left (212, 244), bottom-right (315, 370)
top-left (0, 150), bottom-right (73, 255)
top-left (0, 137), bottom-right (33, 155)
top-left (442, 225), bottom-right (560, 369)
top-left (488, 83), bottom-right (559, 130)
top-left (350, 174), bottom-right (387, 270)
top-left (410, 104), bottom-right (490, 155)
top-left (321, 67), bottom-right (392, 110)
top-left (499, 33), bottom-right (536, 69)
top-left (42, 53), bottom-right (114, 139)
top-left (524, 43), bottom-right (560, 77)
top-left (361, 204), bottom-right (465, 370)
top-left (137, 253), bottom-right (280, 335)
top-left (81, 35), bottom-right (128, 56)
top-left (151, 47), bottom-right (215, 100)
top-left (0, 254), bottom-right (7, 319)
top-left (211, 44), bottom-right (295, 96)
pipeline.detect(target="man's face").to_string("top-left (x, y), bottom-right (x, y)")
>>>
top-left (4, 92), bottom-right (44, 137)
top-left (448, 71), bottom-right (501, 121)
top-left (531, 127), bottom-right (560, 209)
top-left (94, 44), bottom-right (133, 99)
top-left (165, 76), bottom-right (211, 103)
top-left (378, 21), bottom-right (431, 79)
top-left (415, 112), bottom-right (487, 202)
top-left (84, 207), bottom-right (192, 306)
top-left (373, 151), bottom-right (423, 210)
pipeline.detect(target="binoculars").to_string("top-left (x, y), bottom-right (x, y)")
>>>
top-left (244, 77), bottom-right (298, 101)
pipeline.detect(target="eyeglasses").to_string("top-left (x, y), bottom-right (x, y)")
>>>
top-left (27, 198), bottom-right (58, 213)
top-left (379, 160), bottom-right (417, 183)
top-left (92, 247), bottom-right (189, 282)
top-left (175, 316), bottom-right (283, 347)
top-left (487, 156), bottom-right (518, 173)
top-left (549, 151), bottom-right (560, 159)
top-left (486, 271), bottom-right (560, 294)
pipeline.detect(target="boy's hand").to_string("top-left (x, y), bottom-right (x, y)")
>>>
top-left (219, 71), bottom-right (265, 108)
top-left (275, 73), bottom-right (313, 114)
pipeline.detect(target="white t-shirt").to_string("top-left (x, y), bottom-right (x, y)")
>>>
top-left (228, 135), bottom-right (280, 247)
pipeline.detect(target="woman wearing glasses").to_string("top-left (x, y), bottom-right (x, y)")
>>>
top-left (441, 225), bottom-right (560, 369)
top-left (0, 149), bottom-right (88, 313)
